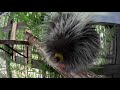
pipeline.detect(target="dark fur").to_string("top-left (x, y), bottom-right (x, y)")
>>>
top-left (45, 12), bottom-right (100, 72)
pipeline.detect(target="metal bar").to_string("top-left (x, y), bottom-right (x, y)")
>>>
top-left (5, 44), bottom-right (28, 58)
top-left (95, 64), bottom-right (120, 75)
top-left (0, 47), bottom-right (12, 55)
top-left (88, 22), bottom-right (120, 27)
top-left (26, 45), bottom-right (29, 63)
top-left (113, 27), bottom-right (120, 77)
top-left (0, 40), bottom-right (30, 45)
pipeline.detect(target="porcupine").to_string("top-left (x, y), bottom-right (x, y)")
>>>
top-left (44, 12), bottom-right (100, 72)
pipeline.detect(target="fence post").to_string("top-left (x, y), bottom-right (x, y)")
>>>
top-left (113, 26), bottom-right (120, 77)
top-left (24, 30), bottom-right (32, 65)
top-left (10, 22), bottom-right (17, 61)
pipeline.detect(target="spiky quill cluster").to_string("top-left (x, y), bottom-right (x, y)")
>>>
top-left (45, 12), bottom-right (100, 72)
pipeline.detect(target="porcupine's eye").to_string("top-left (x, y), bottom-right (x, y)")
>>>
top-left (54, 53), bottom-right (64, 63)
top-left (55, 57), bottom-right (61, 62)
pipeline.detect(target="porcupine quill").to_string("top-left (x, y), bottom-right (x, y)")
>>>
top-left (44, 12), bottom-right (100, 72)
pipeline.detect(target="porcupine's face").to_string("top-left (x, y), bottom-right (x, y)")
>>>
top-left (45, 13), bottom-right (100, 72)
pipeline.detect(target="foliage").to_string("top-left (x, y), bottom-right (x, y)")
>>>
top-left (90, 25), bottom-right (117, 74)
top-left (11, 12), bottom-right (50, 41)
top-left (1, 12), bottom-right (62, 78)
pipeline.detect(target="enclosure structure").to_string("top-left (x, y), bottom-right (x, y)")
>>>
top-left (91, 12), bottom-right (120, 78)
